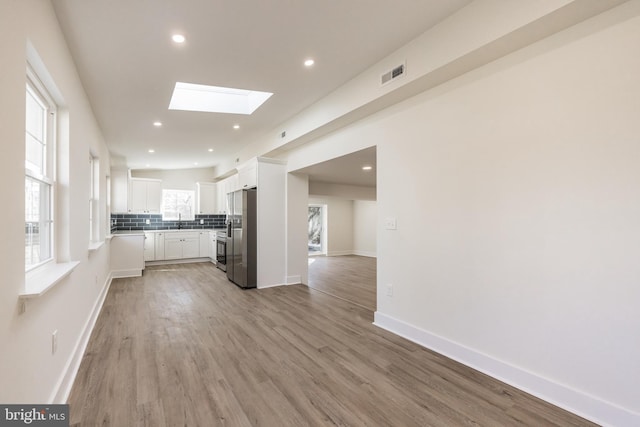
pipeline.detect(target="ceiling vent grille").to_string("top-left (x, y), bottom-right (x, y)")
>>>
top-left (381, 63), bottom-right (405, 86)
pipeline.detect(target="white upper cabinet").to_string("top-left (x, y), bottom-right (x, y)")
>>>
top-left (215, 174), bottom-right (239, 213)
top-left (196, 182), bottom-right (217, 214)
top-left (226, 173), bottom-right (240, 194)
top-left (129, 178), bottom-right (161, 213)
top-left (215, 181), bottom-right (227, 214)
top-left (237, 158), bottom-right (257, 189)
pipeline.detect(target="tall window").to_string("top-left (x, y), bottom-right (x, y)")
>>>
top-left (308, 205), bottom-right (326, 256)
top-left (25, 69), bottom-right (56, 271)
top-left (89, 154), bottom-right (99, 242)
top-left (162, 189), bottom-right (194, 221)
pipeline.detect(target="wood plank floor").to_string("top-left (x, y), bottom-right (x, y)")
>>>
top-left (68, 262), bottom-right (595, 426)
top-left (308, 255), bottom-right (376, 311)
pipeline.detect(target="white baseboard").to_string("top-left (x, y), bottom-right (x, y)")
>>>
top-left (373, 312), bottom-right (639, 427)
top-left (286, 275), bottom-right (301, 285)
top-left (50, 273), bottom-right (113, 403)
top-left (352, 250), bottom-right (376, 258)
top-left (111, 269), bottom-right (142, 278)
top-left (326, 250), bottom-right (376, 258)
top-left (327, 250), bottom-right (352, 256)
top-left (257, 282), bottom-right (287, 289)
top-left (145, 257), bottom-right (212, 267)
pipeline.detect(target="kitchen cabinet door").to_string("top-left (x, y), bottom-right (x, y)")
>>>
top-left (155, 232), bottom-right (165, 260)
top-left (129, 178), bottom-right (161, 213)
top-left (143, 232), bottom-right (155, 261)
top-left (130, 179), bottom-right (148, 213)
top-left (209, 232), bottom-right (216, 261)
top-left (182, 236), bottom-right (200, 259)
top-left (199, 231), bottom-right (209, 257)
top-left (146, 180), bottom-right (162, 213)
top-left (164, 237), bottom-right (183, 259)
top-left (215, 181), bottom-right (226, 214)
top-left (197, 182), bottom-right (216, 214)
top-left (238, 164), bottom-right (257, 189)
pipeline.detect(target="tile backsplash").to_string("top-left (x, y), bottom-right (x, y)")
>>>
top-left (111, 213), bottom-right (226, 232)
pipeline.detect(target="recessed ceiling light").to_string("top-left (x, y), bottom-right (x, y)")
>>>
top-left (233, 124), bottom-right (240, 129)
top-left (172, 34), bottom-right (185, 43)
top-left (362, 165), bottom-right (373, 171)
top-left (194, 162), bottom-right (199, 166)
top-left (304, 59), bottom-right (315, 67)
top-left (208, 148), bottom-right (214, 152)
top-left (148, 149), bottom-right (155, 153)
top-left (146, 164), bottom-right (150, 167)
top-left (153, 121), bottom-right (162, 127)
top-left (168, 82), bottom-right (273, 115)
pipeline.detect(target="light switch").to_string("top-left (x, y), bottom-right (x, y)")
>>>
top-left (384, 217), bottom-right (397, 230)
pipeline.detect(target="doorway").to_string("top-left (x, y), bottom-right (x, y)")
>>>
top-left (308, 204), bottom-right (326, 256)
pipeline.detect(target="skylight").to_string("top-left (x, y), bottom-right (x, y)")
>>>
top-left (168, 82), bottom-right (273, 115)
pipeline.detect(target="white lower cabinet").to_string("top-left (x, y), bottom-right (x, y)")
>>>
top-left (144, 230), bottom-right (216, 262)
top-left (208, 231), bottom-right (216, 262)
top-left (143, 232), bottom-right (155, 261)
top-left (164, 236), bottom-right (183, 259)
top-left (199, 231), bottom-right (209, 258)
top-left (154, 232), bottom-right (165, 260)
top-left (163, 231), bottom-right (200, 260)
top-left (182, 235), bottom-right (200, 258)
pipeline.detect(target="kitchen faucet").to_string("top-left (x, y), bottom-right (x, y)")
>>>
top-left (178, 213), bottom-right (182, 229)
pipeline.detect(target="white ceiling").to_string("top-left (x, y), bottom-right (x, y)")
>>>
top-left (52, 0), bottom-right (470, 173)
top-left (293, 146), bottom-right (376, 187)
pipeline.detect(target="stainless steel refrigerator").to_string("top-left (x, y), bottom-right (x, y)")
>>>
top-left (226, 188), bottom-right (257, 288)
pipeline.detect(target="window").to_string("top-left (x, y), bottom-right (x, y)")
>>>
top-left (89, 154), bottom-right (99, 242)
top-left (106, 175), bottom-right (112, 235)
top-left (308, 205), bottom-right (327, 256)
top-left (25, 68), bottom-right (56, 271)
top-left (162, 189), bottom-right (194, 221)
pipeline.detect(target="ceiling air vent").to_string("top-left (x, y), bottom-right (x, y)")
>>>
top-left (381, 63), bottom-right (405, 86)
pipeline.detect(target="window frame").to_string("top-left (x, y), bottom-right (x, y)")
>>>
top-left (89, 153), bottom-right (99, 243)
top-left (161, 189), bottom-right (195, 221)
top-left (25, 65), bottom-right (57, 272)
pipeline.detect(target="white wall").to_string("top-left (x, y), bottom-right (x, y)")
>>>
top-left (353, 200), bottom-right (376, 257)
top-left (309, 197), bottom-right (353, 256)
top-left (0, 0), bottom-right (112, 403)
top-left (218, 1), bottom-right (623, 178)
top-left (286, 173), bottom-right (309, 284)
top-left (278, 3), bottom-right (640, 425)
top-left (308, 181), bottom-right (376, 201)
top-left (256, 160), bottom-right (287, 288)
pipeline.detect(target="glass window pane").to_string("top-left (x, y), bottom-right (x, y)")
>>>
top-left (26, 89), bottom-right (45, 141)
top-left (162, 189), bottom-right (194, 220)
top-left (26, 133), bottom-right (44, 173)
top-left (25, 177), bottom-right (52, 268)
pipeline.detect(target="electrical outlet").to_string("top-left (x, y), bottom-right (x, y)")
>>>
top-left (384, 217), bottom-right (397, 230)
top-left (52, 330), bottom-right (58, 355)
top-left (145, 219), bottom-right (150, 225)
top-left (200, 219), bottom-right (204, 225)
top-left (386, 284), bottom-right (393, 297)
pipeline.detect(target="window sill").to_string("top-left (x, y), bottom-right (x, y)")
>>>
top-left (21, 261), bottom-right (81, 299)
top-left (88, 240), bottom-right (105, 252)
